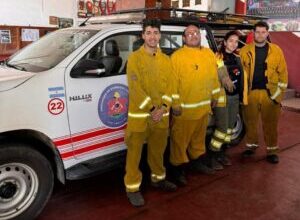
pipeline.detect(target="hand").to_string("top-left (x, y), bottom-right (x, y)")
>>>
top-left (150, 107), bottom-right (164, 122)
top-left (172, 106), bottom-right (182, 116)
top-left (211, 99), bottom-right (218, 108)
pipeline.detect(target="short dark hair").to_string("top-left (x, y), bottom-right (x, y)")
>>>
top-left (142, 19), bottom-right (161, 33)
top-left (254, 21), bottom-right (269, 31)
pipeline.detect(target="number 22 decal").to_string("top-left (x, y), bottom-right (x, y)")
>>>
top-left (48, 98), bottom-right (65, 115)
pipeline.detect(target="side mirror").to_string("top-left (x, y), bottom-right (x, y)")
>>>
top-left (71, 59), bottom-right (105, 78)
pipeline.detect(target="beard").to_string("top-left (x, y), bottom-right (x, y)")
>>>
top-left (254, 38), bottom-right (266, 44)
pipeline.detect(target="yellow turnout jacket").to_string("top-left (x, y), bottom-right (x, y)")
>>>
top-left (126, 46), bottom-right (173, 132)
top-left (171, 45), bottom-right (221, 120)
top-left (240, 42), bottom-right (288, 103)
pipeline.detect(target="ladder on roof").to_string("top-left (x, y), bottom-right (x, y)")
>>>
top-left (84, 7), bottom-right (268, 26)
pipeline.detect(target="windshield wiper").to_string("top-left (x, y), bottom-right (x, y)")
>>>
top-left (6, 63), bottom-right (27, 71)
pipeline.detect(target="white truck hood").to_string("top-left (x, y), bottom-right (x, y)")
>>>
top-left (0, 66), bottom-right (36, 92)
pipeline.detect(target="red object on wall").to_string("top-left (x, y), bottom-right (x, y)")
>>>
top-left (235, 0), bottom-right (246, 14)
top-left (86, 1), bottom-right (93, 13)
top-left (107, 0), bottom-right (116, 14)
top-left (246, 31), bottom-right (254, 44)
top-left (78, 0), bottom-right (85, 10)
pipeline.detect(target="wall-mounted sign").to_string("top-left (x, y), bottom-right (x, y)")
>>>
top-left (49, 16), bottom-right (59, 25)
top-left (0, 30), bottom-right (11, 44)
top-left (58, 18), bottom-right (74, 28)
top-left (247, 0), bottom-right (300, 31)
top-left (247, 0), bottom-right (299, 19)
top-left (21, 29), bottom-right (39, 42)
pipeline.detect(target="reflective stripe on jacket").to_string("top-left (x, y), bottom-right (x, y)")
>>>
top-left (240, 42), bottom-right (288, 103)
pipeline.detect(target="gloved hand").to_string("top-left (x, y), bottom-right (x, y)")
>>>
top-left (217, 66), bottom-right (235, 92)
top-left (222, 76), bottom-right (235, 93)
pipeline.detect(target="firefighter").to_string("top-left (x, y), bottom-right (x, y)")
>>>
top-left (208, 31), bottom-right (248, 170)
top-left (124, 19), bottom-right (177, 207)
top-left (240, 21), bottom-right (288, 164)
top-left (169, 24), bottom-right (220, 185)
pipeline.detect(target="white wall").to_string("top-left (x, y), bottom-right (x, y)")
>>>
top-left (0, 0), bottom-right (78, 27)
top-left (176, 0), bottom-right (210, 10)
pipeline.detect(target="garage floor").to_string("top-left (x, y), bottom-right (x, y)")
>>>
top-left (38, 109), bottom-right (300, 220)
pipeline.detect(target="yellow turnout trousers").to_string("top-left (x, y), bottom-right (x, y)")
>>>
top-left (124, 127), bottom-right (168, 192)
top-left (170, 114), bottom-right (209, 166)
top-left (243, 90), bottom-right (281, 155)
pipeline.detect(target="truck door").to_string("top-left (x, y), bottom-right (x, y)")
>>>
top-left (64, 30), bottom-right (141, 161)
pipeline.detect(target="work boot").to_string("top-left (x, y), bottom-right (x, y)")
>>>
top-left (210, 157), bottom-right (224, 170)
top-left (126, 191), bottom-right (145, 207)
top-left (242, 149), bottom-right (255, 157)
top-left (190, 158), bottom-right (215, 175)
top-left (169, 165), bottom-right (187, 186)
top-left (217, 152), bottom-right (232, 166)
top-left (266, 154), bottom-right (279, 164)
top-left (151, 180), bottom-right (177, 192)
top-left (206, 150), bottom-right (223, 170)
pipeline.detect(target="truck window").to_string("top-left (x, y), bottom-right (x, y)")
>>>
top-left (75, 33), bottom-right (141, 78)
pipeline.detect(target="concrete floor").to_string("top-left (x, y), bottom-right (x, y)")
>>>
top-left (38, 109), bottom-right (300, 220)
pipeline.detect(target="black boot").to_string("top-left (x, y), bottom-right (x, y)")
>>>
top-left (266, 154), bottom-right (279, 164)
top-left (190, 157), bottom-right (215, 175)
top-left (151, 180), bottom-right (177, 192)
top-left (208, 151), bottom-right (224, 170)
top-left (217, 149), bottom-right (232, 166)
top-left (210, 156), bottom-right (224, 170)
top-left (126, 191), bottom-right (145, 207)
top-left (169, 165), bottom-right (187, 186)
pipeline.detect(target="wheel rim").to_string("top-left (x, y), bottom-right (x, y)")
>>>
top-left (0, 163), bottom-right (39, 220)
top-left (230, 114), bottom-right (243, 141)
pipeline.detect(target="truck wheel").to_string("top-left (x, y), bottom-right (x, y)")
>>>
top-left (0, 144), bottom-right (54, 220)
top-left (229, 113), bottom-right (245, 146)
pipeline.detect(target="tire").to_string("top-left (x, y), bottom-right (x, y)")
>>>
top-left (229, 113), bottom-right (245, 146)
top-left (0, 144), bottom-right (54, 220)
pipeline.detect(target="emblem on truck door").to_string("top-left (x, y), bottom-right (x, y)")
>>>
top-left (98, 84), bottom-right (128, 128)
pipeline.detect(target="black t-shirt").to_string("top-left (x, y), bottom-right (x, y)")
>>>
top-left (223, 52), bottom-right (242, 96)
top-left (252, 44), bottom-right (269, 90)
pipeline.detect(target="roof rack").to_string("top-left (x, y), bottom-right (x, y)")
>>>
top-left (85, 7), bottom-right (268, 26)
top-left (88, 12), bottom-right (145, 25)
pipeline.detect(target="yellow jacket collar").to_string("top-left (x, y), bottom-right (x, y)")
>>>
top-left (139, 45), bottom-right (162, 57)
top-left (183, 45), bottom-right (203, 50)
top-left (248, 42), bottom-right (276, 55)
